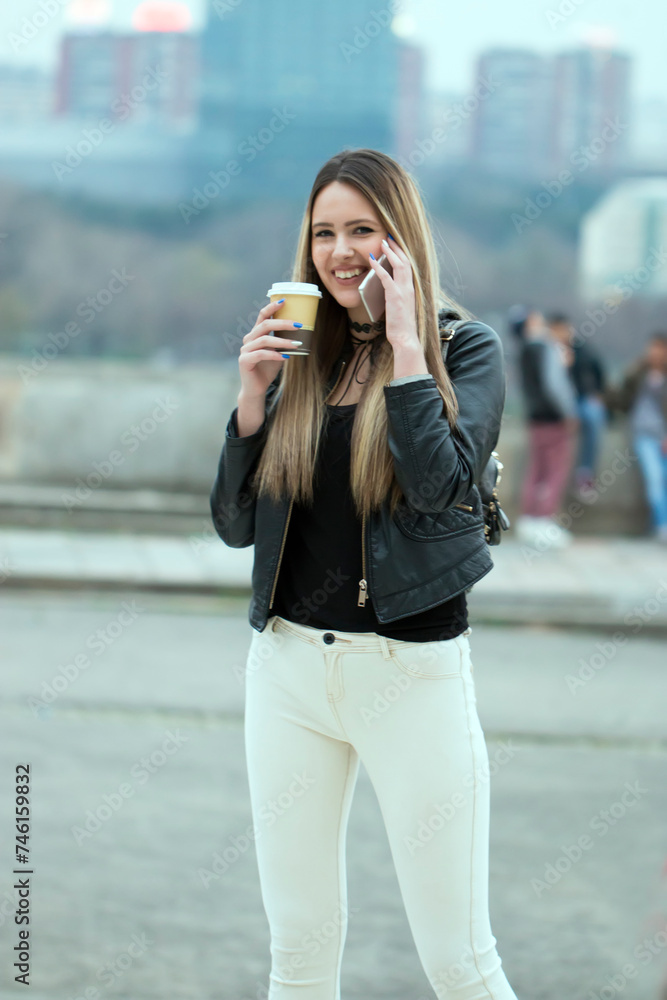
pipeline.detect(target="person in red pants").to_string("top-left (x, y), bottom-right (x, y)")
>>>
top-left (515, 310), bottom-right (579, 549)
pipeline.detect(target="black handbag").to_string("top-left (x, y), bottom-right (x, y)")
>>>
top-left (440, 319), bottom-right (511, 545)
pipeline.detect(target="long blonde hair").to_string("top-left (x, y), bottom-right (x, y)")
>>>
top-left (253, 147), bottom-right (473, 519)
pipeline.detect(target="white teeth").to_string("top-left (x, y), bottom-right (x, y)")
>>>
top-left (334, 268), bottom-right (364, 279)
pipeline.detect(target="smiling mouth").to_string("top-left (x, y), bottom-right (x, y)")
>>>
top-left (331, 266), bottom-right (369, 285)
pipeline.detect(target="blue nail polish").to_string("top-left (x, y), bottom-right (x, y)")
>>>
top-left (387, 233), bottom-right (395, 241)
top-left (293, 321), bottom-right (303, 328)
top-left (369, 252), bottom-right (375, 260)
top-left (277, 298), bottom-right (285, 304)
top-left (281, 354), bottom-right (290, 358)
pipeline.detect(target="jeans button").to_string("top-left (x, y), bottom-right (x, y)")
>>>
top-left (323, 632), bottom-right (335, 644)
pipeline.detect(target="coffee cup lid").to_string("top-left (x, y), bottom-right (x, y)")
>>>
top-left (267, 282), bottom-right (322, 298)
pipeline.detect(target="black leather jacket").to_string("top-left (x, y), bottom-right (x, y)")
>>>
top-left (210, 309), bottom-right (506, 633)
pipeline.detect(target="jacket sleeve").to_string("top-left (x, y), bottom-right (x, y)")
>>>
top-left (383, 322), bottom-right (506, 514)
top-left (540, 342), bottom-right (578, 418)
top-left (604, 364), bottom-right (640, 415)
top-left (209, 380), bottom-right (279, 548)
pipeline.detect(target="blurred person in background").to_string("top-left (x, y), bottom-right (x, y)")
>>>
top-left (546, 313), bottom-right (607, 498)
top-left (513, 308), bottom-right (579, 548)
top-left (606, 332), bottom-right (667, 544)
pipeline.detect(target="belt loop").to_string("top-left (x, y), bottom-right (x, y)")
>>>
top-left (378, 634), bottom-right (392, 660)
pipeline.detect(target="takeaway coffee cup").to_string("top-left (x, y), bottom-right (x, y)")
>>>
top-left (267, 281), bottom-right (322, 355)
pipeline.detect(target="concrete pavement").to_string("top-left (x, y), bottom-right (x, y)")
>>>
top-left (0, 526), bottom-right (666, 630)
top-left (0, 592), bottom-right (666, 1000)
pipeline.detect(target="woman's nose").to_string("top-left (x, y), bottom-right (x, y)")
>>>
top-left (332, 234), bottom-right (353, 256)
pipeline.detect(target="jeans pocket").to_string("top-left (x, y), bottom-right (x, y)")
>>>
top-left (388, 636), bottom-right (463, 679)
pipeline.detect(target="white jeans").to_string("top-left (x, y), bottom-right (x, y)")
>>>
top-left (243, 615), bottom-right (520, 1000)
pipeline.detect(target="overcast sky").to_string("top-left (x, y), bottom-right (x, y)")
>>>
top-left (1, 0), bottom-right (664, 102)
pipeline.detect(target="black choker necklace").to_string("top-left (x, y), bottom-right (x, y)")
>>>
top-left (348, 320), bottom-right (385, 354)
top-left (348, 318), bottom-right (385, 344)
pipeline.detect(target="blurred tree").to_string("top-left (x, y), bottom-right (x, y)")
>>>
top-left (0, 285), bottom-right (30, 348)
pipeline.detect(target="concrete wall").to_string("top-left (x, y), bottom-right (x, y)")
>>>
top-left (0, 355), bottom-right (651, 535)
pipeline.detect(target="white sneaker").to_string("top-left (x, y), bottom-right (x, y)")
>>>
top-left (532, 517), bottom-right (573, 549)
top-left (515, 516), bottom-right (541, 542)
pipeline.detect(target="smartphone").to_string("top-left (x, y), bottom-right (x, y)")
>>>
top-left (359, 253), bottom-right (393, 323)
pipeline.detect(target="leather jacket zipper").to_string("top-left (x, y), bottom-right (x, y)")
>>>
top-left (269, 497), bottom-right (294, 610)
top-left (358, 510), bottom-right (368, 606)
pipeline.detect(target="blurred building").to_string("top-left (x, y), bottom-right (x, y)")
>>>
top-left (55, 29), bottom-right (199, 130)
top-left (579, 177), bottom-right (667, 299)
top-left (198, 0), bottom-right (401, 196)
top-left (552, 47), bottom-right (632, 173)
top-left (395, 42), bottom-right (426, 168)
top-left (469, 45), bottom-right (632, 179)
top-left (402, 90), bottom-right (472, 172)
top-left (469, 49), bottom-right (553, 178)
top-left (0, 66), bottom-right (54, 122)
top-left (0, 7), bottom-right (200, 205)
top-left (631, 97), bottom-right (667, 170)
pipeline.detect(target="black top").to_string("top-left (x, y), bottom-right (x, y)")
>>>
top-left (571, 343), bottom-right (605, 399)
top-left (271, 402), bottom-right (468, 641)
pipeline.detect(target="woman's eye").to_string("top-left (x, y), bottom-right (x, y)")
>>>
top-left (314, 227), bottom-right (373, 238)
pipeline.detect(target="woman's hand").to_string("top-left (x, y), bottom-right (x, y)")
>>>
top-left (367, 236), bottom-right (419, 353)
top-left (238, 299), bottom-right (304, 399)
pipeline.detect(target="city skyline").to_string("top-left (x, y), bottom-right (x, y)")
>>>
top-left (0, 0), bottom-right (665, 104)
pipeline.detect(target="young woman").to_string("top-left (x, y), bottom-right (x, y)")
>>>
top-left (210, 148), bottom-right (519, 999)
